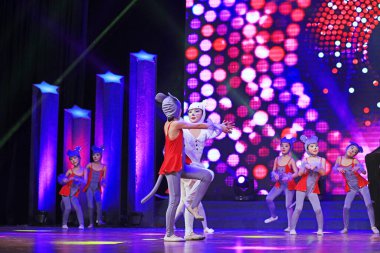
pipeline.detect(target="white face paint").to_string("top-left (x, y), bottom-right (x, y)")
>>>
top-left (92, 153), bottom-right (102, 162)
top-left (308, 143), bottom-right (319, 156)
top-left (188, 108), bottom-right (203, 123)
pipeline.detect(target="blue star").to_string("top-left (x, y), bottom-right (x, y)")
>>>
top-left (97, 71), bottom-right (123, 84)
top-left (34, 81), bottom-right (59, 94)
top-left (65, 105), bottom-right (91, 119)
top-left (131, 50), bottom-right (156, 62)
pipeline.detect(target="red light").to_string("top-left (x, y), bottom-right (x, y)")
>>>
top-left (364, 120), bottom-right (371, 126)
top-left (373, 80), bottom-right (379, 87)
top-left (213, 38), bottom-right (227, 51)
top-left (363, 107), bottom-right (370, 114)
top-left (269, 46), bottom-right (285, 62)
top-left (185, 47), bottom-right (199, 61)
top-left (323, 88), bottom-right (329, 94)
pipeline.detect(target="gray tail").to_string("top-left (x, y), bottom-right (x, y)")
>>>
top-left (140, 175), bottom-right (164, 204)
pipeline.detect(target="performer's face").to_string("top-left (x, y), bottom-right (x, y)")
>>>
top-left (346, 145), bottom-right (359, 158)
top-left (69, 156), bottom-right (80, 167)
top-left (188, 108), bottom-right (203, 123)
top-left (308, 143), bottom-right (319, 156)
top-left (280, 142), bottom-right (291, 155)
top-left (92, 153), bottom-right (102, 162)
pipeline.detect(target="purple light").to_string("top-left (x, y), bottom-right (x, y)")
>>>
top-left (189, 92), bottom-right (201, 103)
top-left (274, 116), bottom-right (287, 128)
top-left (64, 105), bottom-right (91, 119)
top-left (273, 77), bottom-right (287, 90)
top-left (279, 91), bottom-right (291, 103)
top-left (216, 162), bottom-right (227, 173)
top-left (231, 17), bottom-right (245, 29)
top-left (97, 71), bottom-right (123, 84)
top-left (213, 68), bottom-right (227, 82)
top-left (190, 18), bottom-right (201, 29)
top-left (186, 63), bottom-right (198, 74)
top-left (187, 77), bottom-right (198, 89)
top-left (200, 39), bottom-right (212, 51)
top-left (268, 103), bottom-right (280, 116)
top-left (291, 82), bottom-right (304, 95)
top-left (130, 50), bottom-right (156, 62)
top-left (187, 33), bottom-right (198, 44)
top-left (284, 53), bottom-right (298, 66)
top-left (271, 62), bottom-right (284, 75)
top-left (297, 94), bottom-right (310, 108)
top-left (235, 3), bottom-right (248, 15)
top-left (227, 154), bottom-right (240, 167)
top-left (216, 24), bottom-right (228, 36)
top-left (316, 121), bottom-right (329, 133)
top-left (285, 105), bottom-right (298, 117)
top-left (225, 176), bottom-right (234, 187)
top-left (306, 109), bottom-right (319, 121)
top-left (242, 24), bottom-right (257, 38)
top-left (219, 10), bottom-right (231, 22)
top-left (219, 97), bottom-right (232, 109)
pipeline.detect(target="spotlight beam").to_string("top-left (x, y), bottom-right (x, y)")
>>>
top-left (0, 0), bottom-right (139, 149)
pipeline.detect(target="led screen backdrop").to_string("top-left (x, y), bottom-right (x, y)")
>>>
top-left (184, 0), bottom-right (380, 198)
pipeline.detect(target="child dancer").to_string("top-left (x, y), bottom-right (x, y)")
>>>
top-left (59, 147), bottom-right (85, 229)
top-left (84, 145), bottom-right (107, 228)
top-left (155, 93), bottom-right (232, 242)
top-left (290, 135), bottom-right (325, 235)
top-left (333, 142), bottom-right (379, 234)
top-left (174, 100), bottom-right (223, 240)
top-left (264, 137), bottom-right (298, 232)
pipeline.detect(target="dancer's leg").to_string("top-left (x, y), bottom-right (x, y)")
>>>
top-left (71, 197), bottom-right (84, 227)
top-left (285, 189), bottom-right (295, 229)
top-left (290, 191), bottom-right (306, 231)
top-left (308, 193), bottom-right (323, 232)
top-left (62, 196), bottom-right (72, 226)
top-left (342, 190), bottom-right (357, 231)
top-left (165, 172), bottom-right (182, 237)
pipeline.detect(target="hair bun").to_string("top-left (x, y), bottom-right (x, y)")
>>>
top-left (155, 93), bottom-right (167, 103)
top-left (300, 135), bottom-right (308, 143)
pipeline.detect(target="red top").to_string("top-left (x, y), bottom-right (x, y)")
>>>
top-left (159, 122), bottom-right (184, 175)
top-left (274, 157), bottom-right (296, 190)
top-left (338, 157), bottom-right (368, 192)
top-left (83, 164), bottom-right (105, 193)
top-left (295, 158), bottom-right (321, 194)
top-left (59, 169), bottom-right (83, 197)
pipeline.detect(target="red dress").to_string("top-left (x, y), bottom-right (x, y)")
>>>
top-left (59, 170), bottom-right (83, 197)
top-left (274, 158), bottom-right (296, 190)
top-left (158, 122), bottom-right (184, 175)
top-left (295, 157), bottom-right (322, 194)
top-left (338, 158), bottom-right (368, 192)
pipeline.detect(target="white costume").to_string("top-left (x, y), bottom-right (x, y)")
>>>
top-left (174, 101), bottom-right (221, 237)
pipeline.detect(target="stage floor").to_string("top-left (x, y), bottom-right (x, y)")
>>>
top-left (0, 227), bottom-right (379, 253)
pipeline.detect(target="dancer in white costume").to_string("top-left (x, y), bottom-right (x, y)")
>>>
top-left (174, 100), bottom-right (226, 240)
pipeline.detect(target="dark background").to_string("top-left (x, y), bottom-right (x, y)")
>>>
top-left (0, 0), bottom-right (185, 225)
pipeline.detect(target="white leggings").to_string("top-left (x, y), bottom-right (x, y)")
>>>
top-left (266, 184), bottom-right (295, 228)
top-left (290, 191), bottom-right (323, 230)
top-left (165, 165), bottom-right (213, 237)
top-left (343, 186), bottom-right (375, 228)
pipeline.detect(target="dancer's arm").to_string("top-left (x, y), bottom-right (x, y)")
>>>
top-left (318, 158), bottom-right (326, 176)
top-left (332, 156), bottom-right (344, 173)
top-left (271, 157), bottom-right (279, 181)
top-left (290, 158), bottom-right (299, 178)
top-left (298, 159), bottom-right (307, 176)
top-left (352, 159), bottom-right (366, 174)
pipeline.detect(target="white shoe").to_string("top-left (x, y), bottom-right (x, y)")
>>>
top-left (164, 234), bottom-right (185, 242)
top-left (78, 225), bottom-right (84, 230)
top-left (317, 229), bottom-right (323, 236)
top-left (284, 227), bottom-right (290, 232)
top-left (62, 225), bottom-right (68, 229)
top-left (289, 229), bottom-right (297, 235)
top-left (340, 228), bottom-right (348, 234)
top-left (184, 232), bottom-right (205, 241)
top-left (371, 227), bottom-right (380, 234)
top-left (204, 227), bottom-right (214, 234)
top-left (88, 224), bottom-right (94, 228)
top-left (264, 216), bottom-right (278, 224)
top-left (185, 205), bottom-right (204, 221)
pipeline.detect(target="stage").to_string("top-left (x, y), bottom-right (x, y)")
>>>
top-left (0, 227), bottom-right (379, 253)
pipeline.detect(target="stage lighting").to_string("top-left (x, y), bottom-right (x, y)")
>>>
top-left (234, 176), bottom-right (254, 201)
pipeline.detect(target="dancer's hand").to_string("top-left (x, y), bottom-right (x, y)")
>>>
top-left (274, 173), bottom-right (279, 181)
top-left (221, 120), bottom-right (234, 133)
